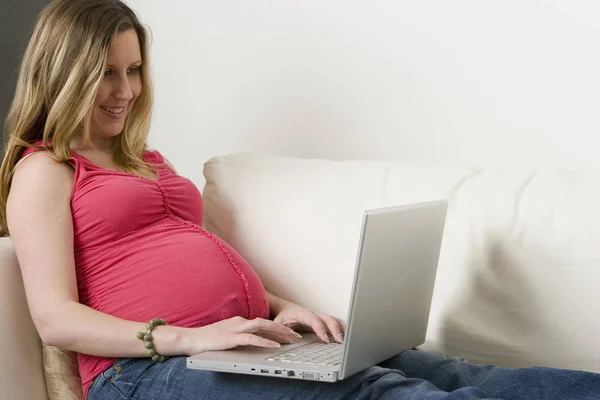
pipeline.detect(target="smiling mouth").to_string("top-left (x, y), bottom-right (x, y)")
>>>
top-left (101, 106), bottom-right (125, 115)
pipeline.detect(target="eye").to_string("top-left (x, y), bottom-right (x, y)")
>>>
top-left (127, 66), bottom-right (140, 75)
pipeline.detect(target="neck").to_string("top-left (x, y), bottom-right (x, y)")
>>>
top-left (71, 135), bottom-right (116, 154)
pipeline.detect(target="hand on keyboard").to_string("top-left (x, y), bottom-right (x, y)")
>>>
top-left (272, 302), bottom-right (346, 344)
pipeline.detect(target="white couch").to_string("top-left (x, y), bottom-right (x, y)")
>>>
top-left (2, 153), bottom-right (600, 399)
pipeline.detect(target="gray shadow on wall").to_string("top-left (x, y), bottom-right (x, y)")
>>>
top-left (439, 239), bottom-right (551, 368)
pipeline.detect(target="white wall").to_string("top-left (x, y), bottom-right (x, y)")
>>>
top-left (129, 0), bottom-right (600, 188)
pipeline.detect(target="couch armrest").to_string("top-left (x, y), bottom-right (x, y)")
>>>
top-left (0, 237), bottom-right (48, 400)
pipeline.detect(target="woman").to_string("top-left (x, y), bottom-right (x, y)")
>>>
top-left (1, 1), bottom-right (599, 399)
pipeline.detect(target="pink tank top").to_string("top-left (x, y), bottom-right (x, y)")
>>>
top-left (20, 144), bottom-right (270, 398)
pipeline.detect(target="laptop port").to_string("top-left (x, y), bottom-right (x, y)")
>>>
top-left (274, 370), bottom-right (283, 375)
top-left (260, 369), bottom-right (269, 374)
top-left (303, 372), bottom-right (319, 380)
top-left (287, 371), bottom-right (295, 377)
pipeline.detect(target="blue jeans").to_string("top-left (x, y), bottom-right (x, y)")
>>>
top-left (88, 350), bottom-right (600, 400)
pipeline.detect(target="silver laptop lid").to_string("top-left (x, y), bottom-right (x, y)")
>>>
top-left (339, 200), bottom-right (448, 379)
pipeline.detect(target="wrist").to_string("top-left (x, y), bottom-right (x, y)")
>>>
top-left (267, 292), bottom-right (295, 318)
top-left (152, 325), bottom-right (188, 356)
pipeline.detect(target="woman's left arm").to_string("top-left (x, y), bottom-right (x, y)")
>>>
top-left (266, 291), bottom-right (345, 344)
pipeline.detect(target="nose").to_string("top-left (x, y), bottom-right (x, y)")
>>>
top-left (113, 74), bottom-right (133, 101)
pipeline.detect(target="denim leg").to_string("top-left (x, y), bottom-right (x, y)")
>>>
top-left (378, 350), bottom-right (496, 391)
top-left (380, 350), bottom-right (600, 400)
top-left (88, 356), bottom-right (487, 400)
top-left (88, 353), bottom-right (600, 400)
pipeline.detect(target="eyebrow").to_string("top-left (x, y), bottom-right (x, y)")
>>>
top-left (105, 61), bottom-right (143, 68)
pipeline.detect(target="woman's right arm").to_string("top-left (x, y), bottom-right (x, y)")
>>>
top-left (7, 152), bottom-right (299, 358)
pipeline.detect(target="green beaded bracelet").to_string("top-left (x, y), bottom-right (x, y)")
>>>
top-left (136, 318), bottom-right (169, 362)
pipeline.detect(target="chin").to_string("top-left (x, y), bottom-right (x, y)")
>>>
top-left (91, 112), bottom-right (131, 138)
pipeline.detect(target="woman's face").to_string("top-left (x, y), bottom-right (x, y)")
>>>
top-left (90, 29), bottom-right (143, 138)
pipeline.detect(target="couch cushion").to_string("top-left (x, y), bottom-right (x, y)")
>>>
top-left (0, 239), bottom-right (83, 400)
top-left (202, 153), bottom-right (600, 373)
top-left (0, 237), bottom-right (48, 400)
top-left (43, 345), bottom-right (83, 400)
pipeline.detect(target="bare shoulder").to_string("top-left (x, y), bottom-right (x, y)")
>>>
top-left (11, 151), bottom-right (74, 198)
top-left (7, 150), bottom-right (74, 243)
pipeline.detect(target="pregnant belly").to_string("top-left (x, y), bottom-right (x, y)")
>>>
top-left (76, 226), bottom-right (270, 327)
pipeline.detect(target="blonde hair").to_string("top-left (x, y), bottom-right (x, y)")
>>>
top-left (0, 0), bottom-right (154, 236)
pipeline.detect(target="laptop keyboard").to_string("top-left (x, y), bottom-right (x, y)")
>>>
top-left (266, 341), bottom-right (343, 366)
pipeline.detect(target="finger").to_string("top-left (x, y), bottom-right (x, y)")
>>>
top-left (272, 316), bottom-right (301, 331)
top-left (248, 318), bottom-right (303, 341)
top-left (318, 314), bottom-right (344, 343)
top-left (304, 313), bottom-right (330, 343)
top-left (261, 319), bottom-right (304, 339)
top-left (234, 333), bottom-right (281, 349)
top-left (279, 321), bottom-right (303, 331)
top-left (336, 318), bottom-right (346, 335)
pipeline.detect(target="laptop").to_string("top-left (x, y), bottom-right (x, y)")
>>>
top-left (187, 200), bottom-right (448, 382)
